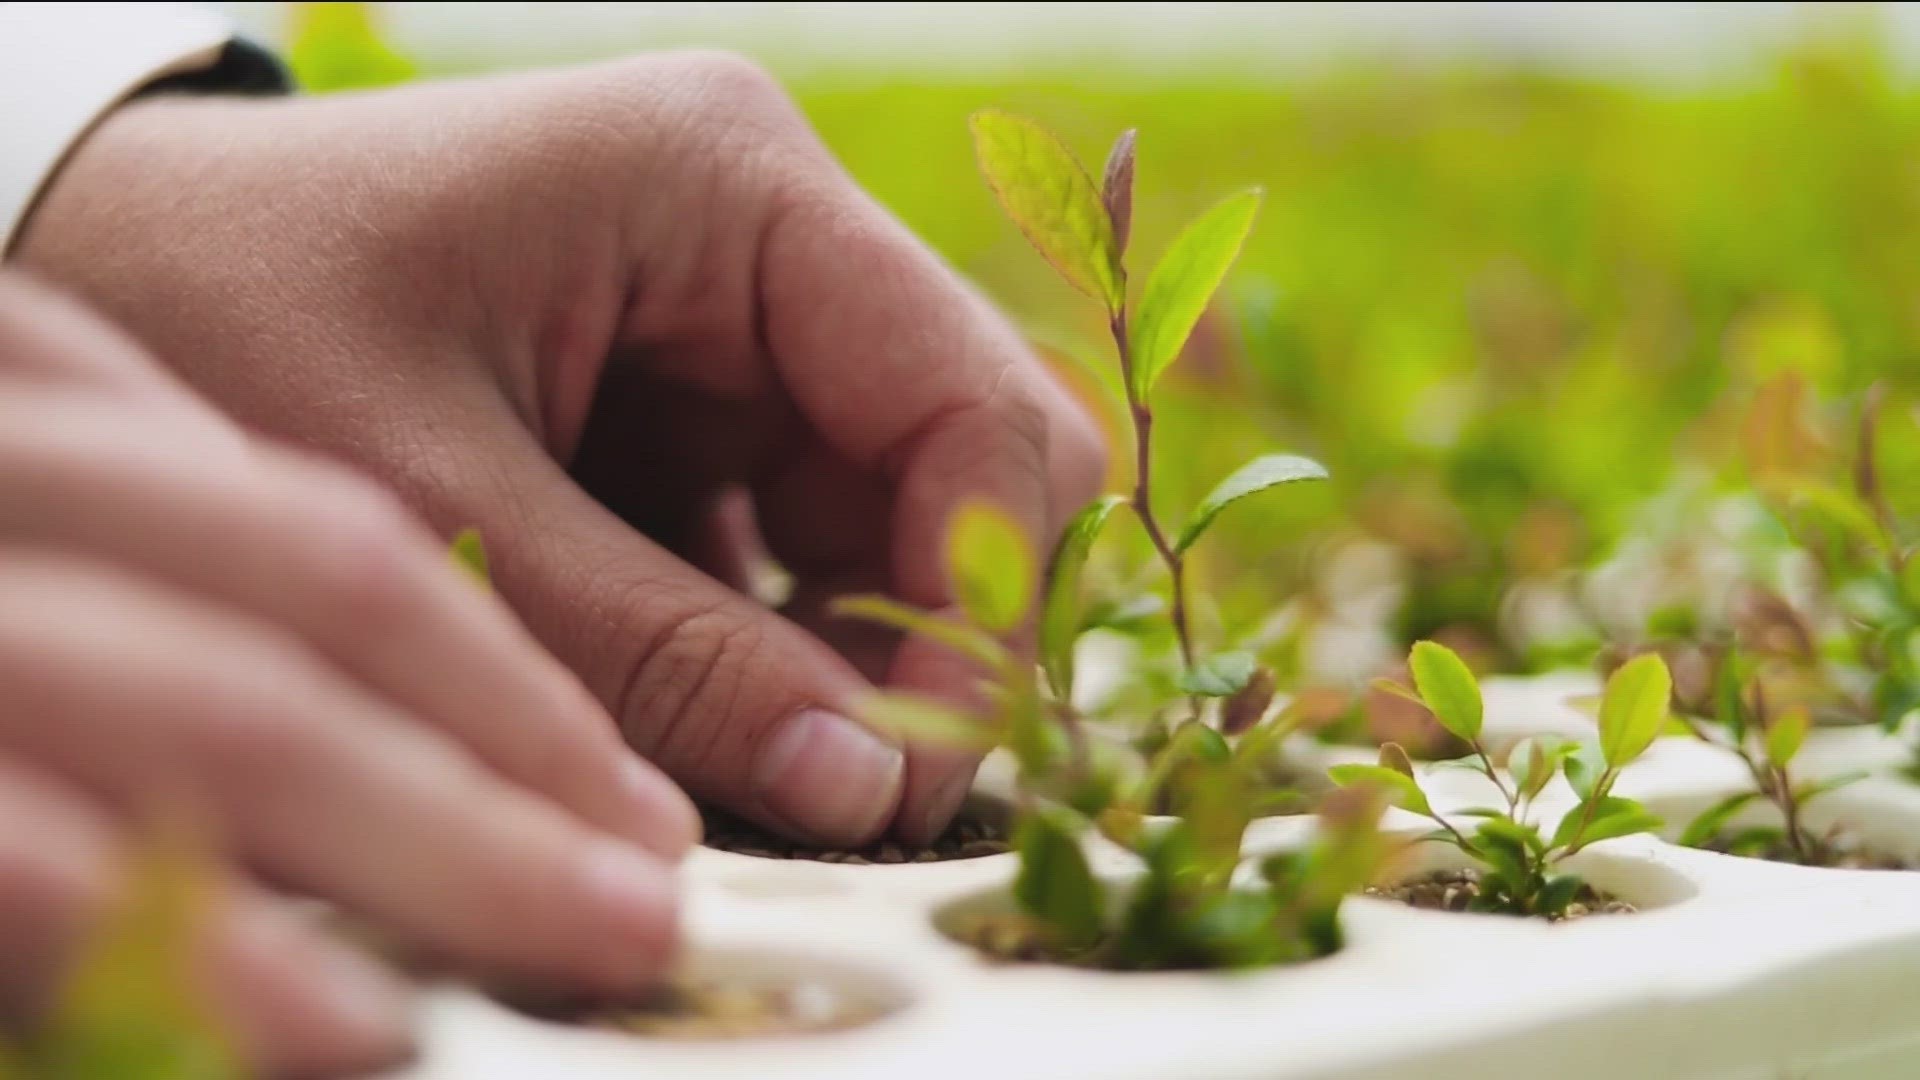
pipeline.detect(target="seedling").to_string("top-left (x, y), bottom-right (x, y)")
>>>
top-left (1331, 642), bottom-right (1669, 918)
top-left (832, 112), bottom-right (1369, 968)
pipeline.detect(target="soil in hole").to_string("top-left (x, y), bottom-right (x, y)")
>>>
top-left (511, 972), bottom-right (890, 1040)
top-left (1367, 868), bottom-right (1634, 921)
top-left (1702, 832), bottom-right (1913, 871)
top-left (701, 805), bottom-right (1010, 864)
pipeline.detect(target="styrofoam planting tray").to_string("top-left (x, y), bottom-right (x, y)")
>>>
top-left (393, 675), bottom-right (1920, 1080)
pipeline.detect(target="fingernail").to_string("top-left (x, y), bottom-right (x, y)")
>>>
top-left (918, 770), bottom-right (974, 844)
top-left (315, 946), bottom-right (414, 1049)
top-left (752, 708), bottom-right (904, 845)
top-left (578, 841), bottom-right (680, 986)
top-left (617, 754), bottom-right (702, 860)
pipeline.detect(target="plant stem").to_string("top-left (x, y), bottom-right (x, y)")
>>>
top-left (1110, 310), bottom-right (1198, 681)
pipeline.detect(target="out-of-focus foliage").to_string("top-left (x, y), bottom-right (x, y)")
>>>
top-left (288, 2), bottom-right (416, 92)
top-left (10, 828), bottom-right (237, 1080)
top-left (304, 11), bottom-right (1920, 705)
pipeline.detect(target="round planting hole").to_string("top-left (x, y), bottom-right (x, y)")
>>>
top-left (932, 880), bottom-right (1343, 972)
top-left (702, 795), bottom-right (1012, 865)
top-left (1364, 838), bottom-right (1696, 921)
top-left (1643, 783), bottom-right (1920, 871)
top-left (502, 948), bottom-right (906, 1040)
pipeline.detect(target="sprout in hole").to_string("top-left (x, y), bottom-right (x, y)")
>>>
top-left (832, 113), bottom-right (1382, 969)
top-left (1332, 642), bottom-right (1669, 919)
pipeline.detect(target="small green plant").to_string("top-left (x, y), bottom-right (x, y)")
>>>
top-left (1331, 642), bottom-right (1670, 918)
top-left (831, 110), bottom-right (1370, 968)
top-left (3, 827), bottom-right (239, 1080)
top-left (451, 526), bottom-right (490, 587)
top-left (286, 2), bottom-right (417, 94)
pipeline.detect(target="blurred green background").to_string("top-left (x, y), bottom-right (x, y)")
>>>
top-left (271, 2), bottom-right (1920, 692)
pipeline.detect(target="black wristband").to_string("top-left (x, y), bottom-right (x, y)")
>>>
top-left (137, 35), bottom-right (292, 98)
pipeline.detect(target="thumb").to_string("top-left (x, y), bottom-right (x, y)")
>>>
top-left (428, 423), bottom-right (906, 848)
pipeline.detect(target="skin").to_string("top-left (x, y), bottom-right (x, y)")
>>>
top-left (7, 49), bottom-right (1103, 1073)
top-left (0, 272), bottom-right (691, 1074)
top-left (16, 51), bottom-right (1105, 850)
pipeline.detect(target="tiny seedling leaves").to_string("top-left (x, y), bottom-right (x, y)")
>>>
top-left (1408, 640), bottom-right (1483, 743)
top-left (1101, 128), bottom-right (1137, 255)
top-left (831, 594), bottom-right (1008, 671)
top-left (1599, 652), bottom-right (1671, 770)
top-left (1509, 737), bottom-right (1573, 804)
top-left (1553, 795), bottom-right (1661, 852)
top-left (856, 692), bottom-right (998, 753)
top-left (1678, 791), bottom-right (1760, 848)
top-left (1013, 809), bottom-right (1105, 951)
top-left (1131, 189), bottom-right (1263, 397)
top-left (1562, 742), bottom-right (1605, 801)
top-left (1219, 665), bottom-right (1277, 735)
top-left (1177, 650), bottom-right (1258, 697)
top-left (1039, 495), bottom-right (1127, 700)
top-left (1328, 763), bottom-right (1432, 818)
top-left (1380, 741), bottom-right (1418, 779)
top-left (970, 110), bottom-right (1124, 311)
top-left (1765, 707), bottom-right (1810, 769)
top-left (946, 501), bottom-right (1036, 634)
top-left (1175, 453), bottom-right (1328, 555)
top-left (450, 527), bottom-right (489, 589)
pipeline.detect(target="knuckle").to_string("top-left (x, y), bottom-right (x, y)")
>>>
top-left (615, 595), bottom-right (766, 771)
top-left (671, 50), bottom-right (788, 112)
top-left (187, 690), bottom-right (323, 782)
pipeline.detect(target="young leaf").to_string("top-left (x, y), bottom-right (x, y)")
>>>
top-left (831, 594), bottom-right (1009, 671)
top-left (1562, 742), bottom-right (1604, 801)
top-left (1130, 189), bottom-right (1263, 397)
top-left (1765, 707), bottom-right (1810, 769)
top-left (1012, 810), bottom-right (1105, 951)
top-left (1327, 764), bottom-right (1432, 818)
top-left (945, 501), bottom-right (1036, 634)
top-left (1534, 874), bottom-right (1586, 917)
top-left (1792, 770), bottom-right (1871, 807)
top-left (1599, 652), bottom-right (1671, 769)
top-left (1219, 666), bottom-right (1277, 735)
top-left (1678, 791), bottom-right (1761, 848)
top-left (1509, 737), bottom-right (1573, 804)
top-left (1174, 453), bottom-right (1328, 554)
top-left (1553, 796), bottom-right (1662, 852)
top-left (1101, 129), bottom-right (1138, 256)
top-left (38, 825), bottom-right (238, 1080)
top-left (856, 692), bottom-right (998, 753)
top-left (1039, 495), bottom-right (1127, 700)
top-left (1177, 650), bottom-right (1257, 697)
top-left (969, 110), bottom-right (1123, 310)
top-left (1407, 640), bottom-right (1483, 743)
top-left (450, 527), bottom-right (489, 588)
top-left (287, 1), bottom-right (416, 93)
top-left (1380, 741), bottom-right (1418, 779)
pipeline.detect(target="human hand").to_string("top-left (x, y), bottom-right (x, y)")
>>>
top-left (17, 52), bottom-right (1107, 847)
top-left (0, 273), bottom-right (696, 1074)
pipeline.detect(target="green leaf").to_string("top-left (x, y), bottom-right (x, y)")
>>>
top-left (1012, 810), bottom-right (1105, 951)
top-left (1509, 737), bottom-right (1574, 804)
top-left (1563, 743), bottom-right (1603, 801)
top-left (1678, 791), bottom-right (1761, 848)
top-left (1599, 653), bottom-right (1671, 769)
top-left (1040, 495), bottom-right (1126, 699)
top-left (1535, 874), bottom-right (1587, 918)
top-left (287, 2), bottom-right (416, 93)
top-left (1379, 741), bottom-right (1418, 779)
top-left (1793, 770), bottom-right (1871, 807)
top-left (1177, 650), bottom-right (1257, 696)
top-left (831, 594), bottom-right (1008, 671)
top-left (1130, 189), bottom-right (1263, 397)
top-left (1327, 764), bottom-right (1432, 818)
top-left (450, 527), bottom-right (489, 589)
top-left (969, 110), bottom-right (1122, 310)
top-left (1408, 640), bottom-right (1483, 743)
top-left (946, 501), bottom-right (1037, 633)
top-left (855, 692), bottom-right (997, 753)
top-left (1554, 796), bottom-right (1662, 852)
top-left (38, 828), bottom-right (238, 1080)
top-left (1765, 708), bottom-right (1810, 769)
top-left (1174, 453), bottom-right (1328, 554)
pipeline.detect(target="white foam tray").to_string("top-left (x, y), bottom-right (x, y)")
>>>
top-left (393, 674), bottom-right (1920, 1080)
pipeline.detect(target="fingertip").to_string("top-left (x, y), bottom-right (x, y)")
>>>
top-left (574, 841), bottom-right (682, 991)
top-left (615, 754), bottom-right (702, 862)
